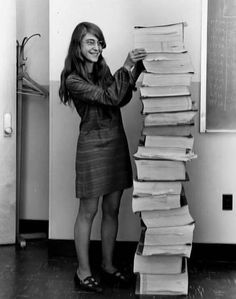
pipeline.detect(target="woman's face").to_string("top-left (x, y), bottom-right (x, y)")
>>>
top-left (81, 32), bottom-right (103, 64)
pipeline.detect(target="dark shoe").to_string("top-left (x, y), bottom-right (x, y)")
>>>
top-left (74, 273), bottom-right (103, 293)
top-left (101, 268), bottom-right (133, 287)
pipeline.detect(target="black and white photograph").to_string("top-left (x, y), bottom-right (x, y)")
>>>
top-left (0, 0), bottom-right (236, 298)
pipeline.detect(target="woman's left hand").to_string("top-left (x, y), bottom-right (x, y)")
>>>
top-left (123, 48), bottom-right (146, 70)
top-left (130, 48), bottom-right (147, 63)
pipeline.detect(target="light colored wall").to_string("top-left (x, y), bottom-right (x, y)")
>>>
top-left (0, 0), bottom-right (16, 244)
top-left (16, 0), bottom-right (49, 220)
top-left (184, 84), bottom-right (236, 243)
top-left (17, 0), bottom-right (49, 85)
top-left (49, 0), bottom-right (236, 243)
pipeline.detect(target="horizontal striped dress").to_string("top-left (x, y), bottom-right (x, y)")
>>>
top-left (66, 66), bottom-right (135, 198)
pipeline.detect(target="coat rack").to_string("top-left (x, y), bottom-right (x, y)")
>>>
top-left (16, 34), bottom-right (49, 247)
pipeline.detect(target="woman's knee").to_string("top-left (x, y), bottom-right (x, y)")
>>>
top-left (103, 203), bottom-right (120, 218)
top-left (102, 193), bottom-right (122, 217)
top-left (79, 197), bottom-right (99, 221)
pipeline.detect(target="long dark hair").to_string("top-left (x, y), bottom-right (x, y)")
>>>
top-left (59, 22), bottom-right (107, 105)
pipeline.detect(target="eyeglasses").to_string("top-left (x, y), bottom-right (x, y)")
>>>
top-left (83, 39), bottom-right (104, 49)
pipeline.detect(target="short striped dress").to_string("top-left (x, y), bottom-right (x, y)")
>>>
top-left (66, 66), bottom-right (135, 198)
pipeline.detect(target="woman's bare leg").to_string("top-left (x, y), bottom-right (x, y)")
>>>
top-left (101, 190), bottom-right (123, 272)
top-left (74, 197), bottom-right (99, 279)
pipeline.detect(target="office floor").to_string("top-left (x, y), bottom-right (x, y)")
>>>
top-left (0, 240), bottom-right (236, 299)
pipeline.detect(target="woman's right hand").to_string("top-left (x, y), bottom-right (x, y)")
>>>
top-left (123, 48), bottom-right (146, 71)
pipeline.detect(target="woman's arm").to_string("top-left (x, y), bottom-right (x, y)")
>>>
top-left (123, 49), bottom-right (146, 89)
top-left (66, 67), bottom-right (133, 107)
top-left (118, 60), bottom-right (146, 107)
top-left (66, 49), bottom-right (146, 107)
top-left (131, 60), bottom-right (146, 83)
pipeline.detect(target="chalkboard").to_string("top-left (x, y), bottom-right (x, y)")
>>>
top-left (200, 0), bottom-right (236, 132)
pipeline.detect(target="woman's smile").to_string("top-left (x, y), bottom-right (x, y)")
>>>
top-left (81, 33), bottom-right (102, 63)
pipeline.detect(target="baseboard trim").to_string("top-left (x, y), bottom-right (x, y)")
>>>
top-left (48, 239), bottom-right (236, 262)
top-left (19, 219), bottom-right (48, 236)
top-left (48, 239), bottom-right (136, 264)
top-left (190, 243), bottom-right (236, 261)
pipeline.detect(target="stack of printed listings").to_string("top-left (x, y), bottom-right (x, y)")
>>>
top-left (132, 22), bottom-right (197, 296)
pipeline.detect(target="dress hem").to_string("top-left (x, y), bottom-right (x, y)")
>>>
top-left (75, 182), bottom-right (133, 199)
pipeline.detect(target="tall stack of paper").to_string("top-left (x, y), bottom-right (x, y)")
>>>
top-left (132, 22), bottom-right (197, 296)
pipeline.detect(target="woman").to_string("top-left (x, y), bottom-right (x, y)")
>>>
top-left (59, 21), bottom-right (146, 293)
